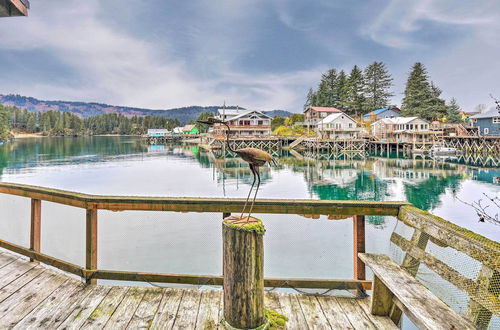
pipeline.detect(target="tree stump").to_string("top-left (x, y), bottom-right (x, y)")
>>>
top-left (222, 215), bottom-right (267, 329)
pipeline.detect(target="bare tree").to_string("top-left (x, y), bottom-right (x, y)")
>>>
top-left (490, 94), bottom-right (500, 113)
top-left (458, 193), bottom-right (500, 225)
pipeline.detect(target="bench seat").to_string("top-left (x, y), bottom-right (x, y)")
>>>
top-left (359, 253), bottom-right (476, 330)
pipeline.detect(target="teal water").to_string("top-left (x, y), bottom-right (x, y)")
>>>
top-left (0, 137), bottom-right (498, 327)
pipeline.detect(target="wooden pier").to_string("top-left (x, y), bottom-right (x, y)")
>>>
top-left (0, 250), bottom-right (399, 329)
top-left (0, 182), bottom-right (497, 329)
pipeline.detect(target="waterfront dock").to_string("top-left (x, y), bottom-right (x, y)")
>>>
top-left (0, 182), bottom-right (497, 329)
top-left (0, 251), bottom-right (397, 329)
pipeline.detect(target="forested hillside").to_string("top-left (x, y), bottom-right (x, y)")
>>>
top-left (0, 95), bottom-right (291, 125)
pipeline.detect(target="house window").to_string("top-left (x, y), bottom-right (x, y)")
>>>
top-left (493, 117), bottom-right (500, 124)
top-left (258, 120), bottom-right (263, 125)
top-left (348, 123), bottom-right (353, 128)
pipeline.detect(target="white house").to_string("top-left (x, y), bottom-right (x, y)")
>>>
top-left (371, 117), bottom-right (436, 142)
top-left (214, 108), bottom-right (271, 137)
top-left (316, 112), bottom-right (360, 139)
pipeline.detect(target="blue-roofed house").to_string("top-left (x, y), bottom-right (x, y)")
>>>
top-left (472, 110), bottom-right (500, 136)
top-left (363, 107), bottom-right (400, 122)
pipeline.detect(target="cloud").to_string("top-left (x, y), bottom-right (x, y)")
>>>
top-left (362, 0), bottom-right (498, 48)
top-left (0, 0), bottom-right (321, 111)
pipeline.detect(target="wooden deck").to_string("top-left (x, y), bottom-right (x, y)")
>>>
top-left (0, 251), bottom-right (397, 329)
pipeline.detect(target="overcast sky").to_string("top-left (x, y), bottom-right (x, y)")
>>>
top-left (0, 0), bottom-right (499, 112)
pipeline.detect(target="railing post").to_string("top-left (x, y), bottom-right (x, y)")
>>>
top-left (85, 208), bottom-right (98, 285)
top-left (30, 199), bottom-right (41, 262)
top-left (353, 215), bottom-right (366, 295)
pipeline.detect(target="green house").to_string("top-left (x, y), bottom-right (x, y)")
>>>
top-left (182, 125), bottom-right (199, 135)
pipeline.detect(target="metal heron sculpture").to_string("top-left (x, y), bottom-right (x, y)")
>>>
top-left (198, 117), bottom-right (277, 222)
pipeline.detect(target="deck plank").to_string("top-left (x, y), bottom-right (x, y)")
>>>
top-left (264, 291), bottom-right (283, 313)
top-left (316, 296), bottom-right (354, 329)
top-left (17, 283), bottom-right (95, 329)
top-left (12, 278), bottom-right (84, 329)
top-left (149, 288), bottom-right (184, 330)
top-left (0, 252), bottom-right (17, 269)
top-left (336, 297), bottom-right (377, 330)
top-left (277, 293), bottom-right (309, 330)
top-left (126, 288), bottom-right (164, 329)
top-left (296, 294), bottom-right (332, 329)
top-left (80, 286), bottom-right (129, 330)
top-left (171, 289), bottom-right (202, 329)
top-left (0, 259), bottom-right (38, 291)
top-left (57, 285), bottom-right (112, 330)
top-left (103, 287), bottom-right (146, 329)
top-left (0, 272), bottom-right (67, 328)
top-left (195, 290), bottom-right (222, 330)
top-left (357, 297), bottom-right (399, 330)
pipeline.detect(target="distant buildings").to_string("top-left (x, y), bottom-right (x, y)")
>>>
top-left (147, 129), bottom-right (170, 137)
top-left (472, 110), bottom-right (500, 136)
top-left (363, 107), bottom-right (400, 122)
top-left (214, 108), bottom-right (271, 137)
top-left (303, 106), bottom-right (342, 130)
top-left (371, 117), bottom-right (437, 143)
top-left (0, 0), bottom-right (29, 17)
top-left (316, 112), bottom-right (360, 139)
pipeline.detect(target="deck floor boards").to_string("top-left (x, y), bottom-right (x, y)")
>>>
top-left (0, 250), bottom-right (396, 329)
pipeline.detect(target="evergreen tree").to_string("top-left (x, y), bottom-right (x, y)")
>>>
top-left (304, 88), bottom-right (315, 110)
top-left (402, 62), bottom-right (448, 121)
top-left (26, 113), bottom-right (36, 133)
top-left (0, 105), bottom-right (11, 141)
top-left (342, 65), bottom-right (365, 117)
top-left (316, 69), bottom-right (338, 107)
top-left (445, 98), bottom-right (462, 123)
top-left (195, 111), bottom-right (215, 133)
top-left (363, 61), bottom-right (394, 111)
top-left (335, 70), bottom-right (348, 109)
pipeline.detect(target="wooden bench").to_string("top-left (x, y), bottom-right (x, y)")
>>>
top-left (359, 253), bottom-right (476, 330)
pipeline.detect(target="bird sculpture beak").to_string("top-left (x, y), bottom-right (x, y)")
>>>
top-left (197, 120), bottom-right (212, 125)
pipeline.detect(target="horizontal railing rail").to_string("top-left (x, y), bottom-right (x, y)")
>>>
top-left (0, 182), bottom-right (407, 215)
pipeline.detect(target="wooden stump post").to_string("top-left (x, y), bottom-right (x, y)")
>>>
top-left (222, 216), bottom-right (268, 329)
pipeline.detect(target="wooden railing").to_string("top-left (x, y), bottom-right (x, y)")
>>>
top-left (0, 182), bottom-right (498, 328)
top-left (0, 182), bottom-right (406, 291)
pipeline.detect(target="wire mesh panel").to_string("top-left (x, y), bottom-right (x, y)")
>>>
top-left (40, 201), bottom-right (86, 267)
top-left (0, 194), bottom-right (30, 247)
top-left (390, 217), bottom-right (500, 330)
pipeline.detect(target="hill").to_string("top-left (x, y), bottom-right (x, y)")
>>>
top-left (0, 94), bottom-right (292, 125)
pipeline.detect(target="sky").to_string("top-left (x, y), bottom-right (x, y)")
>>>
top-left (0, 0), bottom-right (499, 113)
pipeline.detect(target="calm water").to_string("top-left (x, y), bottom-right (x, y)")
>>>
top-left (0, 137), bottom-right (498, 326)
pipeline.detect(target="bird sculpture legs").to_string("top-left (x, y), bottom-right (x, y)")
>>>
top-left (247, 165), bottom-right (261, 221)
top-left (239, 164), bottom-right (256, 219)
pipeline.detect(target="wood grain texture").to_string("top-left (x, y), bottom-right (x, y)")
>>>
top-left (222, 219), bottom-right (266, 329)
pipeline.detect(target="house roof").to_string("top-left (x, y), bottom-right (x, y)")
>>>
top-left (217, 108), bottom-right (246, 116)
top-left (363, 107), bottom-right (400, 117)
top-left (318, 112), bottom-right (356, 124)
top-left (225, 110), bottom-right (271, 121)
top-left (183, 125), bottom-right (196, 131)
top-left (371, 117), bottom-right (425, 125)
top-left (472, 109), bottom-right (500, 119)
top-left (305, 106), bottom-right (342, 113)
top-left (217, 109), bottom-right (271, 120)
